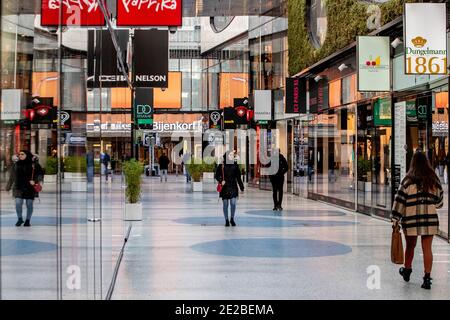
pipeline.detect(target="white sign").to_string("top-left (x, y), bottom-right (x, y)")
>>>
top-left (357, 36), bottom-right (391, 92)
top-left (404, 3), bottom-right (447, 75)
top-left (152, 121), bottom-right (203, 132)
top-left (1, 89), bottom-right (24, 120)
top-left (254, 90), bottom-right (272, 121)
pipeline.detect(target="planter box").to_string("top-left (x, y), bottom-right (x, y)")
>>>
top-left (125, 203), bottom-right (143, 221)
top-left (193, 181), bottom-right (203, 192)
top-left (44, 174), bottom-right (57, 183)
top-left (64, 172), bottom-right (85, 180)
top-left (203, 172), bottom-right (215, 181)
top-left (71, 181), bottom-right (87, 192)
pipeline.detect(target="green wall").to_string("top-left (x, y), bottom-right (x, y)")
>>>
top-left (288, 0), bottom-right (418, 76)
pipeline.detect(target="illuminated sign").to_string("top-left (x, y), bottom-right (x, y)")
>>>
top-left (117, 0), bottom-right (182, 27)
top-left (41, 0), bottom-right (106, 27)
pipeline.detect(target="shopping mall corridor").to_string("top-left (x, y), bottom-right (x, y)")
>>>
top-left (112, 175), bottom-right (450, 300)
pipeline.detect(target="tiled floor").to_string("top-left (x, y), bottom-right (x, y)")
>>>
top-left (112, 176), bottom-right (450, 300)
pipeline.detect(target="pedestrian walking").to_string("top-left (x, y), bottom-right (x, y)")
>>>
top-left (269, 149), bottom-right (288, 211)
top-left (159, 152), bottom-right (170, 182)
top-left (215, 151), bottom-right (245, 227)
top-left (391, 150), bottom-right (444, 290)
top-left (6, 150), bottom-right (43, 227)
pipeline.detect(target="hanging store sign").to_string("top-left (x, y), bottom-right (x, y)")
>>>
top-left (134, 88), bottom-right (154, 129)
top-left (357, 36), bottom-right (391, 92)
top-left (29, 97), bottom-right (56, 125)
top-left (117, 0), bottom-right (182, 27)
top-left (374, 97), bottom-right (391, 126)
top-left (234, 98), bottom-right (249, 125)
top-left (1, 89), bottom-right (24, 121)
top-left (404, 3), bottom-right (447, 75)
top-left (223, 107), bottom-right (237, 129)
top-left (41, 0), bottom-right (106, 27)
top-left (285, 78), bottom-right (306, 114)
top-left (54, 110), bottom-right (72, 130)
top-left (416, 96), bottom-right (430, 121)
top-left (87, 30), bottom-right (130, 88)
top-left (254, 90), bottom-right (272, 121)
top-left (133, 30), bottom-right (169, 88)
top-left (405, 100), bottom-right (417, 123)
top-left (209, 110), bottom-right (222, 130)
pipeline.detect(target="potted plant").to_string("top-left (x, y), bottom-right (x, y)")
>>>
top-left (44, 156), bottom-right (58, 183)
top-left (64, 156), bottom-right (87, 191)
top-left (123, 159), bottom-right (144, 221)
top-left (357, 157), bottom-right (372, 192)
top-left (186, 158), bottom-right (205, 192)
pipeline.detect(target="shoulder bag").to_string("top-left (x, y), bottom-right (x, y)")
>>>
top-left (216, 164), bottom-right (224, 193)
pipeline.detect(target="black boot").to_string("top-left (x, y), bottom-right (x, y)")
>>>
top-left (230, 218), bottom-right (236, 227)
top-left (399, 267), bottom-right (412, 282)
top-left (24, 219), bottom-right (31, 227)
top-left (225, 219), bottom-right (230, 227)
top-left (15, 218), bottom-right (24, 227)
top-left (421, 274), bottom-right (432, 290)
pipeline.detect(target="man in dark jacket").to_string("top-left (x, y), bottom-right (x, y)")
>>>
top-left (159, 152), bottom-right (170, 182)
top-left (269, 149), bottom-right (289, 211)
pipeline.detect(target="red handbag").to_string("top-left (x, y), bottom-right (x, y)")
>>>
top-left (216, 164), bottom-right (224, 193)
top-left (32, 164), bottom-right (42, 193)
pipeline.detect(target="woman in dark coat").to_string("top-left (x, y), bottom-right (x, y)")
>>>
top-left (215, 151), bottom-right (245, 227)
top-left (6, 150), bottom-right (43, 227)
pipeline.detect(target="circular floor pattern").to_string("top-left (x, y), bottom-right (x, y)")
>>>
top-left (245, 209), bottom-right (346, 218)
top-left (1, 239), bottom-right (57, 256)
top-left (191, 238), bottom-right (352, 258)
top-left (174, 217), bottom-right (357, 228)
top-left (1, 216), bottom-right (87, 226)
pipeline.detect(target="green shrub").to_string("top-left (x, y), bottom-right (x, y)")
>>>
top-left (186, 157), bottom-right (217, 182)
top-left (123, 159), bottom-right (144, 203)
top-left (64, 156), bottom-right (87, 173)
top-left (45, 156), bottom-right (58, 175)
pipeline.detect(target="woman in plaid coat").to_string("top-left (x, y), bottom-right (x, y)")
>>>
top-left (391, 150), bottom-right (444, 290)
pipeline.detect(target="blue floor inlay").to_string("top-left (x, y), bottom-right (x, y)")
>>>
top-left (174, 217), bottom-right (357, 227)
top-left (245, 209), bottom-right (346, 217)
top-left (1, 216), bottom-right (86, 226)
top-left (191, 238), bottom-right (352, 258)
top-left (1, 239), bottom-right (57, 256)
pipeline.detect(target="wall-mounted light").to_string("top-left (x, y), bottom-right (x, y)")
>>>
top-left (314, 75), bottom-right (323, 82)
top-left (338, 63), bottom-right (348, 72)
top-left (391, 37), bottom-right (403, 48)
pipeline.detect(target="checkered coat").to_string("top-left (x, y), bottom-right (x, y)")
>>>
top-left (391, 178), bottom-right (444, 236)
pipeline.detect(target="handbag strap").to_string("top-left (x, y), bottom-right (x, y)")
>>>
top-left (31, 164), bottom-right (35, 181)
top-left (222, 163), bottom-right (224, 182)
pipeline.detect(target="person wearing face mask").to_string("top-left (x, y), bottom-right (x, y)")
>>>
top-left (215, 151), bottom-right (245, 227)
top-left (6, 150), bottom-right (43, 227)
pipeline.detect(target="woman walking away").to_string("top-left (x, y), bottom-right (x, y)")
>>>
top-left (215, 151), bottom-right (245, 227)
top-left (391, 150), bottom-right (444, 290)
top-left (6, 150), bottom-right (43, 227)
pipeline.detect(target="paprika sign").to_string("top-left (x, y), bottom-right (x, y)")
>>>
top-left (117, 0), bottom-right (183, 27)
top-left (41, 0), bottom-right (106, 27)
top-left (404, 3), bottom-right (447, 75)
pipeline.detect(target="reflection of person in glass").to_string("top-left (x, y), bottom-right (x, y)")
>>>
top-left (391, 150), bottom-right (444, 290)
top-left (6, 150), bottom-right (43, 227)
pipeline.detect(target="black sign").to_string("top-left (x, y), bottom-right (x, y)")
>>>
top-left (286, 78), bottom-right (306, 114)
top-left (57, 110), bottom-right (71, 131)
top-left (416, 96), bottom-right (430, 121)
top-left (234, 98), bottom-right (249, 125)
top-left (223, 107), bottom-right (236, 129)
top-left (309, 79), bottom-right (318, 114)
top-left (209, 110), bottom-right (222, 130)
top-left (133, 30), bottom-right (169, 88)
top-left (134, 88), bottom-right (154, 129)
top-left (29, 97), bottom-right (56, 125)
top-left (87, 30), bottom-right (130, 89)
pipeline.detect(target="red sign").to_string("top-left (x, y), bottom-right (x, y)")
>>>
top-left (41, 0), bottom-right (106, 27)
top-left (117, 0), bottom-right (182, 26)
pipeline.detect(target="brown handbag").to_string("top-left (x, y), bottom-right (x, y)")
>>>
top-left (391, 224), bottom-right (404, 264)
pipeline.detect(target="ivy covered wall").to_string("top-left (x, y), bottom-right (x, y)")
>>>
top-left (288, 0), bottom-right (418, 76)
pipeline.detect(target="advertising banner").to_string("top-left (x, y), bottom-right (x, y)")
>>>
top-left (133, 30), bottom-right (169, 88)
top-left (1, 89), bottom-right (24, 121)
top-left (41, 0), bottom-right (105, 27)
top-left (117, 0), bottom-right (182, 27)
top-left (404, 3), bottom-right (447, 75)
top-left (134, 88), bottom-right (154, 129)
top-left (54, 110), bottom-right (72, 131)
top-left (285, 78), bottom-right (306, 114)
top-left (374, 97), bottom-right (392, 126)
top-left (254, 90), bottom-right (272, 121)
top-left (357, 36), bottom-right (391, 91)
